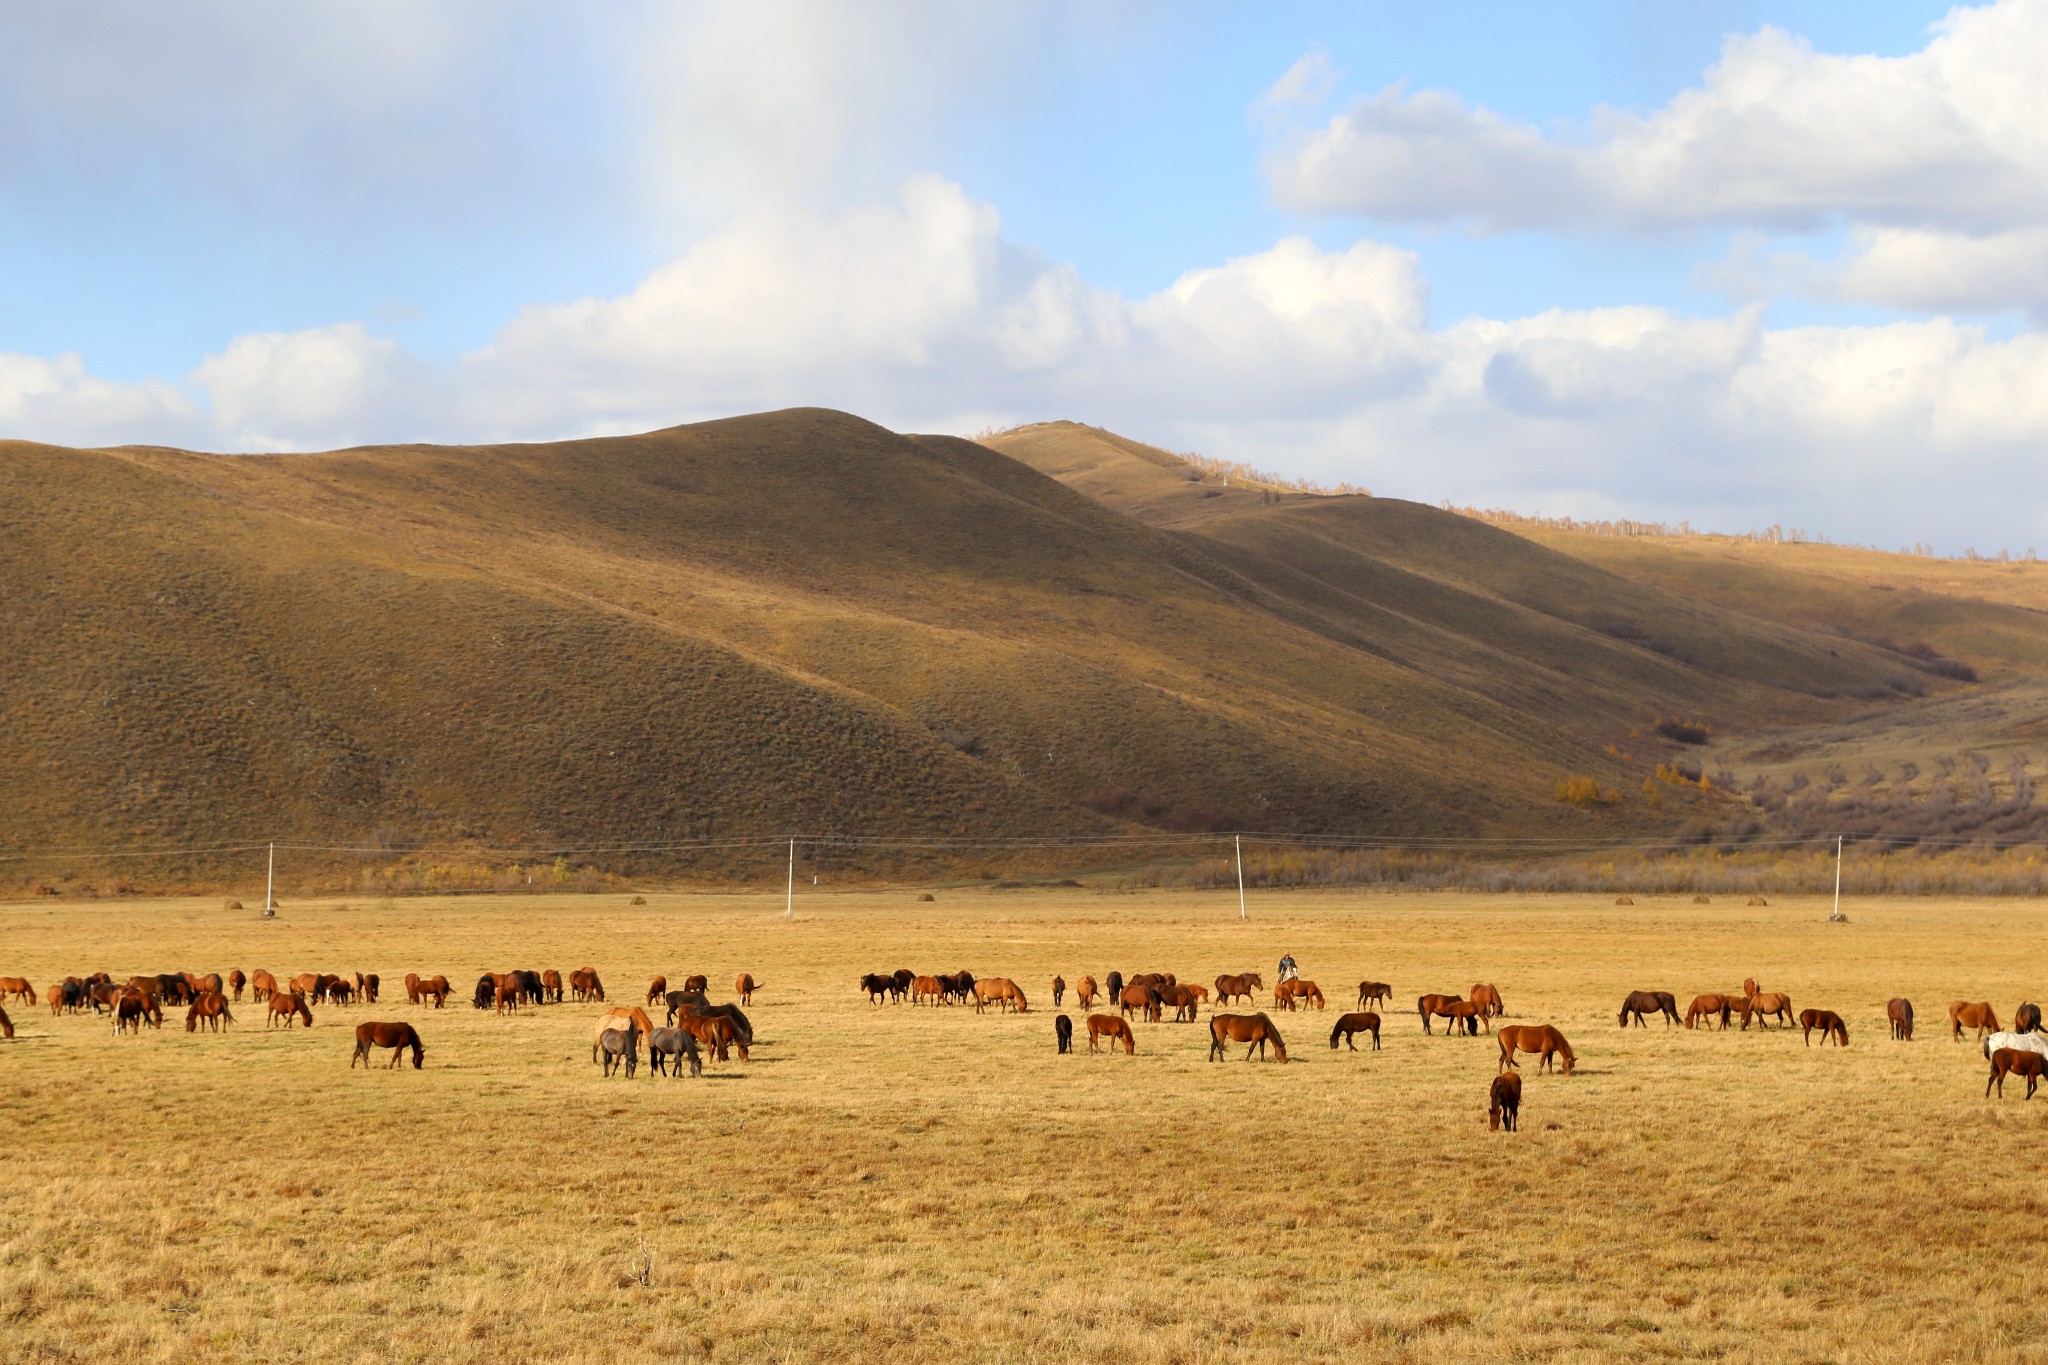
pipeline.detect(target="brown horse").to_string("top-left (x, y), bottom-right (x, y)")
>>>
top-left (1329, 1011), bottom-right (1381, 1051)
top-left (0, 1004), bottom-right (10, 1039)
top-left (1488, 1072), bottom-right (1522, 1131)
top-left (1440, 999), bottom-right (1490, 1035)
top-left (1119, 983), bottom-right (1162, 1022)
top-left (569, 968), bottom-right (604, 1003)
top-left (352, 1021), bottom-right (425, 1069)
top-left (0, 978), bottom-right (37, 1005)
top-left (1087, 1014), bottom-right (1135, 1055)
top-left (1743, 977), bottom-right (1760, 1001)
top-left (1277, 979), bottom-right (1326, 1011)
top-left (416, 975), bottom-right (450, 1008)
top-left (1356, 980), bottom-right (1391, 1010)
top-left (1214, 973), bottom-right (1262, 1006)
top-left (2017, 1002), bottom-right (2043, 1034)
top-left (228, 968), bottom-right (247, 1002)
top-left (267, 992), bottom-right (313, 1029)
top-left (1159, 984), bottom-right (1201, 1022)
top-left (328, 979), bottom-right (355, 1007)
top-left (678, 1013), bottom-right (747, 1062)
top-left (1469, 983), bottom-right (1504, 1020)
top-left (1888, 997), bottom-right (1914, 1040)
top-left (1619, 991), bottom-right (1681, 1028)
top-left (1417, 994), bottom-right (1465, 1034)
top-left (114, 990), bottom-right (158, 1035)
top-left (362, 974), bottom-right (379, 1003)
top-left (1799, 1008), bottom-right (1849, 1047)
top-left (1497, 1024), bottom-right (1575, 1075)
top-left (645, 976), bottom-right (667, 1006)
top-left (1208, 1012), bottom-right (1288, 1062)
top-left (1951, 1001), bottom-right (2001, 1040)
top-left (1685, 994), bottom-right (1732, 1030)
top-left (682, 974), bottom-right (708, 995)
top-left (251, 969), bottom-right (277, 1002)
top-left (185, 992), bottom-right (233, 1033)
top-left (974, 978), bottom-right (1028, 1014)
top-left (1988, 1047), bottom-right (2048, 1099)
top-left (1075, 975), bottom-right (1099, 1009)
top-left (290, 972), bottom-right (321, 1001)
top-left (1743, 993), bottom-right (1794, 1030)
top-left (911, 975), bottom-right (943, 1006)
top-left (734, 973), bottom-right (759, 1005)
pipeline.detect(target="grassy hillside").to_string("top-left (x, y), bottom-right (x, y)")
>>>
top-left (0, 410), bottom-right (1983, 889)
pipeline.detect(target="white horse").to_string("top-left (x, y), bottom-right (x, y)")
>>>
top-left (1983, 1031), bottom-right (2048, 1060)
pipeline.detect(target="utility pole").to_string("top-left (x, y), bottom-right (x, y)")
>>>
top-left (787, 838), bottom-right (795, 921)
top-left (1831, 835), bottom-right (1844, 920)
top-left (1235, 834), bottom-right (1247, 921)
top-left (265, 842), bottom-right (275, 915)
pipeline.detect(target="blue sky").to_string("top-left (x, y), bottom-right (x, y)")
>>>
top-left (3, 1), bottom-right (2046, 550)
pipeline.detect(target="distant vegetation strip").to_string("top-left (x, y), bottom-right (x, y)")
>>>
top-left (1448, 503), bottom-right (2044, 562)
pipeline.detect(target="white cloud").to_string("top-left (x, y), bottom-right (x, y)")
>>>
top-left (1829, 227), bottom-right (2048, 319)
top-left (1264, 0), bottom-right (2048, 234)
top-left (194, 324), bottom-right (424, 451)
top-left (0, 352), bottom-right (199, 449)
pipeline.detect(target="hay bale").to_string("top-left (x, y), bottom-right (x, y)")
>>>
top-left (1747, 895), bottom-right (1768, 906)
top-left (918, 892), bottom-right (936, 902)
top-left (223, 899), bottom-right (243, 911)
top-left (629, 895), bottom-right (647, 906)
top-left (1614, 895), bottom-right (1634, 905)
top-left (1692, 894), bottom-right (1711, 904)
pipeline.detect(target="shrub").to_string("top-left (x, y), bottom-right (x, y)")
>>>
top-left (1656, 719), bottom-right (1712, 745)
top-left (1556, 775), bottom-right (1618, 808)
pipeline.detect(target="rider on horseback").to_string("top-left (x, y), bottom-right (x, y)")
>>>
top-left (1277, 953), bottom-right (1298, 983)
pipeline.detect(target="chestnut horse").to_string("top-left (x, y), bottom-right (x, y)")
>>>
top-left (734, 973), bottom-right (759, 1005)
top-left (1619, 991), bottom-right (1681, 1028)
top-left (570, 968), bottom-right (604, 1003)
top-left (351, 1021), bottom-right (425, 1069)
top-left (1417, 994), bottom-right (1465, 1034)
top-left (1988, 1047), bottom-right (2048, 1099)
top-left (267, 992), bottom-right (313, 1029)
top-left (2016, 1002), bottom-right (2043, 1034)
top-left (1213, 973), bottom-right (1261, 1006)
top-left (1497, 1024), bottom-right (1575, 1075)
top-left (1208, 1012), bottom-right (1288, 1063)
top-left (226, 969), bottom-right (246, 1002)
top-left (1685, 995), bottom-right (1732, 1030)
top-left (114, 991), bottom-right (159, 1035)
top-left (1087, 1014), bottom-right (1135, 1055)
top-left (645, 976), bottom-right (667, 1006)
top-left (251, 969), bottom-right (277, 1003)
top-left (1743, 993), bottom-right (1794, 1030)
top-left (1119, 983), bottom-right (1162, 1022)
top-left (1329, 1011), bottom-right (1381, 1051)
top-left (911, 975), bottom-right (943, 1006)
top-left (1950, 1001), bottom-right (1999, 1040)
top-left (1469, 983), bottom-right (1504, 1020)
top-left (1888, 998), bottom-right (1914, 1040)
top-left (1277, 980), bottom-right (1326, 1011)
top-left (1489, 1072), bottom-right (1522, 1131)
top-left (0, 978), bottom-right (36, 1005)
top-left (185, 992), bottom-right (233, 1032)
top-left (1356, 981), bottom-right (1391, 1010)
top-left (678, 1013), bottom-right (746, 1062)
top-left (1051, 975), bottom-right (1065, 1007)
top-left (1799, 1009), bottom-right (1849, 1047)
top-left (1075, 975), bottom-right (1099, 1009)
top-left (975, 978), bottom-right (1028, 1014)
top-left (1440, 1000), bottom-right (1489, 1035)
top-left (1159, 984), bottom-right (1201, 1022)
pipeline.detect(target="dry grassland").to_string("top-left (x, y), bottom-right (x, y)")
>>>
top-left (3, 888), bottom-right (2046, 1363)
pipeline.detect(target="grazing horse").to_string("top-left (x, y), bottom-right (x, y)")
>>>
top-left (185, 992), bottom-right (233, 1033)
top-left (1159, 984), bottom-right (1201, 1023)
top-left (228, 969), bottom-right (247, 1002)
top-left (251, 969), bottom-right (277, 1003)
top-left (1356, 981), bottom-right (1391, 1010)
top-left (351, 1021), bottom-right (425, 1069)
top-left (1743, 993), bottom-right (1795, 1030)
top-left (976, 978), bottom-right (1028, 1014)
top-left (678, 1013), bottom-right (746, 1062)
top-left (267, 992), bottom-right (313, 1029)
top-left (734, 973), bottom-right (759, 1005)
top-left (644, 976), bottom-right (667, 1006)
top-left (1800, 1009), bottom-right (1849, 1047)
top-left (567, 968), bottom-right (602, 1003)
top-left (1618, 991), bottom-right (1681, 1028)
top-left (941, 971), bottom-right (975, 1005)
top-left (1075, 975), bottom-right (1099, 1009)
top-left (328, 979), bottom-right (355, 1007)
top-left (1417, 994), bottom-right (1465, 1034)
top-left (1443, 1000), bottom-right (1489, 1035)
top-left (1743, 977), bottom-right (1760, 1001)
top-left (1119, 983), bottom-right (1162, 1023)
top-left (1329, 1011), bottom-right (1381, 1051)
top-left (681, 973), bottom-right (708, 995)
top-left (414, 976), bottom-right (450, 1008)
top-left (1685, 995), bottom-right (1732, 1030)
top-left (647, 1027), bottom-right (702, 1077)
top-left (860, 973), bottom-right (893, 1004)
top-left (1988, 1047), bottom-right (2048, 1099)
top-left (114, 991), bottom-right (157, 1035)
top-left (362, 974), bottom-right (379, 1004)
top-left (1888, 998), bottom-right (1915, 1041)
top-left (1469, 983), bottom-right (1504, 1020)
top-left (2016, 1002), bottom-right (2043, 1034)
top-left (538, 969), bottom-right (562, 1003)
top-left (910, 975), bottom-right (943, 1006)
top-left (1087, 1014), bottom-right (1135, 1055)
top-left (1277, 979), bottom-right (1326, 1011)
top-left (1055, 1014), bottom-right (1073, 1053)
top-left (1051, 975), bottom-right (1065, 1007)
top-left (1489, 1072), bottom-right (1522, 1131)
top-left (1950, 1001), bottom-right (2000, 1040)
top-left (1497, 1024), bottom-right (1575, 1075)
top-left (1214, 973), bottom-right (1260, 1006)
top-left (1208, 1013), bottom-right (1287, 1062)
top-left (0, 1004), bottom-right (10, 1039)
top-left (291, 972), bottom-right (321, 1001)
top-left (595, 1025), bottom-right (639, 1078)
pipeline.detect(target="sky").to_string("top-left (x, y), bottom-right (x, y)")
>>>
top-left (2, 1), bottom-right (2046, 552)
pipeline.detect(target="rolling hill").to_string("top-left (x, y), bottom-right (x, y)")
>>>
top-left (0, 408), bottom-right (2015, 890)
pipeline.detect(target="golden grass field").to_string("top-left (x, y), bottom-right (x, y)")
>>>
top-left (4, 887), bottom-right (2047, 1364)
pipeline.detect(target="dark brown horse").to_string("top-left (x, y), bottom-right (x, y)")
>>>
top-left (1950, 1001), bottom-right (2000, 1040)
top-left (1417, 994), bottom-right (1465, 1034)
top-left (185, 992), bottom-right (233, 1032)
top-left (1159, 984), bottom-right (1201, 1022)
top-left (0, 1004), bottom-right (10, 1039)
top-left (734, 973), bottom-right (759, 1005)
top-left (1988, 1047), bottom-right (2048, 1099)
top-left (682, 974), bottom-right (708, 995)
top-left (352, 1021), bottom-right (425, 1069)
top-left (228, 969), bottom-right (248, 1001)
top-left (1685, 994), bottom-right (1732, 1030)
top-left (1051, 975), bottom-right (1065, 1007)
top-left (645, 976), bottom-right (668, 1006)
top-left (1888, 998), bottom-right (1914, 1040)
top-left (1497, 1024), bottom-right (1575, 1075)
top-left (570, 968), bottom-right (604, 1003)
top-left (1087, 1014), bottom-right (1135, 1055)
top-left (1356, 980), bottom-right (1391, 1010)
top-left (2016, 1002), bottom-right (2043, 1034)
top-left (1213, 973), bottom-right (1262, 1006)
top-left (1743, 993), bottom-right (1794, 1030)
top-left (1329, 1012), bottom-right (1381, 1051)
top-left (1799, 1008), bottom-right (1849, 1047)
top-left (267, 992), bottom-right (313, 1029)
top-left (362, 974), bottom-right (379, 1004)
top-left (1619, 991), bottom-right (1681, 1028)
top-left (1489, 1072), bottom-right (1522, 1131)
top-left (1208, 1012), bottom-right (1288, 1063)
top-left (1469, 983), bottom-right (1504, 1020)
top-left (1055, 1014), bottom-right (1072, 1053)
